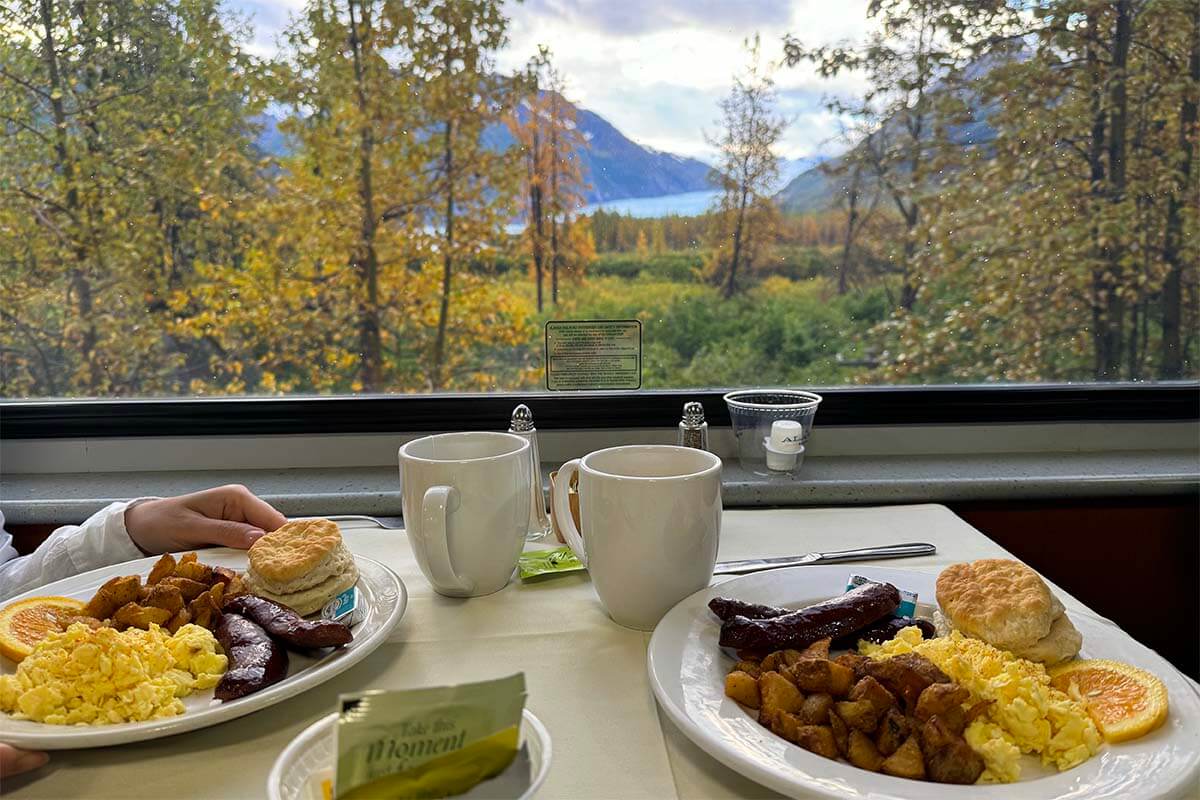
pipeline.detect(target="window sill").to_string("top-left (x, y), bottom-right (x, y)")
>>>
top-left (2, 449), bottom-right (1195, 525)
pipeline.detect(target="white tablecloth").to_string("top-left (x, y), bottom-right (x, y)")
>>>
top-left (4, 504), bottom-right (1112, 799)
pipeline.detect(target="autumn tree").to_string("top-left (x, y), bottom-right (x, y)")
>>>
top-left (406, 0), bottom-right (523, 390)
top-left (180, 0), bottom-right (534, 395)
top-left (0, 0), bottom-right (266, 396)
top-left (843, 0), bottom-right (1198, 382)
top-left (706, 35), bottom-right (785, 299)
top-left (509, 47), bottom-right (589, 310)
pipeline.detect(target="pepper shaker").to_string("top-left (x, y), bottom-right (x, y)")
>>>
top-left (509, 404), bottom-right (552, 542)
top-left (677, 401), bottom-right (709, 451)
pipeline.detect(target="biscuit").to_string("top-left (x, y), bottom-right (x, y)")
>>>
top-left (1011, 612), bottom-right (1083, 666)
top-left (248, 518), bottom-right (343, 583)
top-left (244, 563), bottom-right (359, 616)
top-left (936, 559), bottom-right (1056, 651)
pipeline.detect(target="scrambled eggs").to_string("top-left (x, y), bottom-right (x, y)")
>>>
top-left (861, 627), bottom-right (1101, 782)
top-left (0, 622), bottom-right (226, 725)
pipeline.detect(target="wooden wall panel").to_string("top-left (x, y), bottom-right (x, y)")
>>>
top-left (951, 496), bottom-right (1199, 680)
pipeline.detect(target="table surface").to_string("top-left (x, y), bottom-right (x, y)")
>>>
top-left (0, 504), bottom-right (1133, 799)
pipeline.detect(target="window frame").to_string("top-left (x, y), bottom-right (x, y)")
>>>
top-left (1, 383), bottom-right (1196, 439)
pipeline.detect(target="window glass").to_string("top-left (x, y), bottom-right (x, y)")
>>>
top-left (2, 0), bottom-right (1195, 398)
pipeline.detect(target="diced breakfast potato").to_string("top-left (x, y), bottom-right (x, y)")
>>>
top-left (768, 711), bottom-right (803, 743)
top-left (84, 575), bottom-right (140, 619)
top-left (915, 682), bottom-right (969, 720)
top-left (875, 707), bottom-right (910, 757)
top-left (759, 671), bottom-right (804, 726)
top-left (733, 659), bottom-right (763, 679)
top-left (849, 676), bottom-right (898, 715)
top-left (829, 708), bottom-right (850, 755)
top-left (142, 583), bottom-right (184, 615)
top-left (834, 699), bottom-right (880, 733)
top-left (847, 730), bottom-right (884, 772)
top-left (797, 692), bottom-right (833, 726)
top-left (173, 560), bottom-right (214, 584)
top-left (761, 651), bottom-right (783, 673)
top-left (880, 734), bottom-right (926, 780)
top-left (161, 577), bottom-right (209, 602)
top-left (725, 671), bottom-right (761, 708)
top-left (777, 649), bottom-right (806, 669)
top-left (112, 602), bottom-right (173, 631)
top-left (790, 658), bottom-right (854, 696)
top-left (793, 725), bottom-right (839, 760)
top-left (166, 608), bottom-right (192, 634)
top-left (146, 553), bottom-right (176, 585)
top-left (798, 638), bottom-right (831, 661)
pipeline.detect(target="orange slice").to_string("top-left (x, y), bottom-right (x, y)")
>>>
top-left (0, 596), bottom-right (87, 662)
top-left (1049, 658), bottom-right (1169, 743)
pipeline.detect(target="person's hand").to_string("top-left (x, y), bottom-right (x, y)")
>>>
top-left (124, 485), bottom-right (288, 554)
top-left (0, 743), bottom-right (48, 780)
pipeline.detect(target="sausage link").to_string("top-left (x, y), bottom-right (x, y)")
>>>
top-left (214, 612), bottom-right (289, 702)
top-left (830, 615), bottom-right (936, 649)
top-left (719, 582), bottom-right (901, 651)
top-left (224, 594), bottom-right (353, 649)
top-left (708, 597), bottom-right (791, 621)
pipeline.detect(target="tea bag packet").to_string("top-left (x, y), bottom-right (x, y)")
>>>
top-left (333, 674), bottom-right (527, 799)
top-left (518, 547), bottom-right (585, 581)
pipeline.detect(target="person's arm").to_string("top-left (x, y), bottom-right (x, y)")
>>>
top-left (0, 501), bottom-right (146, 603)
top-left (0, 485), bottom-right (287, 603)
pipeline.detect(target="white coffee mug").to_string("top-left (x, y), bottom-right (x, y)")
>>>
top-left (399, 431), bottom-right (532, 597)
top-left (553, 445), bottom-right (722, 630)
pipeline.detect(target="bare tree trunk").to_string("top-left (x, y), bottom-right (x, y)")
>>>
top-left (724, 189), bottom-right (748, 300)
top-left (531, 184), bottom-right (544, 313)
top-left (1099, 0), bottom-right (1132, 380)
top-left (549, 124), bottom-right (560, 305)
top-left (1086, 11), bottom-right (1113, 380)
top-left (838, 167), bottom-right (862, 296)
top-left (347, 0), bottom-right (382, 392)
top-left (1160, 18), bottom-right (1198, 379)
top-left (432, 117), bottom-right (455, 391)
top-left (40, 0), bottom-right (99, 394)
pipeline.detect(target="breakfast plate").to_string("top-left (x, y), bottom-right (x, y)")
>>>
top-left (647, 565), bottom-right (1200, 800)
top-left (268, 708), bottom-right (552, 800)
top-left (0, 548), bottom-right (407, 749)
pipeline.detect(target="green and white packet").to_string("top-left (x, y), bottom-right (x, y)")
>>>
top-left (518, 547), bottom-right (585, 581)
top-left (334, 673), bottom-right (526, 799)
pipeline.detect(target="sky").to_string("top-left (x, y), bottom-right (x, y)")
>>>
top-left (228, 0), bottom-right (872, 163)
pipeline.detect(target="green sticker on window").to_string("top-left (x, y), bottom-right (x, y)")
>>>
top-left (544, 320), bottom-right (642, 391)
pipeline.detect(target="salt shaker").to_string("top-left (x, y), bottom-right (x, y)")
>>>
top-left (509, 404), bottom-right (552, 542)
top-left (678, 401), bottom-right (709, 451)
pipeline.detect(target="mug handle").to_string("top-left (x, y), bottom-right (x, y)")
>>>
top-left (420, 485), bottom-right (475, 594)
top-left (552, 459), bottom-right (587, 568)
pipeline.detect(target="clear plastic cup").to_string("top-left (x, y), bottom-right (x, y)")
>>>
top-left (723, 389), bottom-right (823, 476)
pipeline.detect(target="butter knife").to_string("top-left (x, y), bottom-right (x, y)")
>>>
top-left (713, 542), bottom-right (936, 575)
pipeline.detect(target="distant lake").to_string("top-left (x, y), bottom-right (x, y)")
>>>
top-left (506, 188), bottom-right (722, 233)
top-left (582, 189), bottom-right (721, 218)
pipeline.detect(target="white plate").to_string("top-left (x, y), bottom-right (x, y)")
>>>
top-left (647, 565), bottom-right (1200, 800)
top-left (268, 709), bottom-right (552, 800)
top-left (0, 548), bottom-right (407, 749)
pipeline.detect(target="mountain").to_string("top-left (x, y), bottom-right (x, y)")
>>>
top-left (251, 98), bottom-right (714, 205)
top-left (775, 50), bottom-right (1020, 214)
top-left (483, 94), bottom-right (713, 203)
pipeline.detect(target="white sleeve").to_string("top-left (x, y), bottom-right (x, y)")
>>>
top-left (0, 501), bottom-right (149, 602)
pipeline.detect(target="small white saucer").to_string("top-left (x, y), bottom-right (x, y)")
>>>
top-left (268, 708), bottom-right (552, 800)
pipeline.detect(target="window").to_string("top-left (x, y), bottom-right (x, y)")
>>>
top-left (1, 0), bottom-right (1196, 402)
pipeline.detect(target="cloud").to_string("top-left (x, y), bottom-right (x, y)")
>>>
top-left (225, 0), bottom-right (872, 160)
top-left (518, 0), bottom-right (793, 37)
